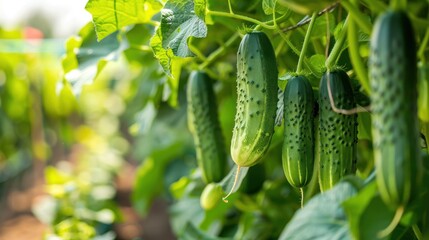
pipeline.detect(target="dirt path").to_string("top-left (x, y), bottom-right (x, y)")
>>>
top-left (0, 161), bottom-right (175, 240)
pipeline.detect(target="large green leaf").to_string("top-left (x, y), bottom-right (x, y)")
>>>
top-left (85, 0), bottom-right (163, 41)
top-left (62, 23), bottom-right (123, 95)
top-left (160, 0), bottom-right (207, 57)
top-left (342, 182), bottom-right (393, 240)
top-left (279, 181), bottom-right (358, 240)
top-left (262, 0), bottom-right (289, 15)
top-left (180, 222), bottom-right (233, 240)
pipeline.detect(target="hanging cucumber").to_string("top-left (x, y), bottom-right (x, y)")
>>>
top-left (318, 70), bottom-right (358, 192)
top-left (225, 31), bottom-right (278, 201)
top-left (369, 10), bottom-right (422, 209)
top-left (282, 75), bottom-right (315, 188)
top-left (230, 31), bottom-right (278, 168)
top-left (187, 71), bottom-right (227, 184)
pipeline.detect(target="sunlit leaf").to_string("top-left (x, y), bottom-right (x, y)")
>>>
top-left (85, 0), bottom-right (163, 41)
top-left (342, 182), bottom-right (393, 240)
top-left (62, 23), bottom-right (123, 95)
top-left (262, 0), bottom-right (289, 15)
top-left (160, 0), bottom-right (207, 57)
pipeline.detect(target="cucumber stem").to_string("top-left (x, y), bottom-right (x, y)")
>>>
top-left (222, 165), bottom-right (241, 203)
top-left (199, 33), bottom-right (239, 70)
top-left (418, 29), bottom-right (429, 63)
top-left (296, 12), bottom-right (318, 74)
top-left (227, 0), bottom-right (234, 14)
top-left (207, 11), bottom-right (276, 30)
top-left (300, 188), bottom-right (304, 208)
top-left (377, 206), bottom-right (405, 238)
top-left (325, 17), bottom-right (349, 70)
top-left (347, 7), bottom-right (371, 94)
top-left (391, 0), bottom-right (407, 11)
top-left (340, 0), bottom-right (372, 34)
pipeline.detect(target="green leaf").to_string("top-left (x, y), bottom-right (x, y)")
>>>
top-left (63, 23), bottom-right (122, 95)
top-left (180, 222), bottom-right (233, 240)
top-left (160, 0), bottom-right (207, 57)
top-left (150, 27), bottom-right (173, 74)
top-left (235, 213), bottom-right (273, 240)
top-left (312, 14), bottom-right (335, 39)
top-left (150, 27), bottom-right (191, 106)
top-left (219, 165), bottom-right (249, 197)
top-left (357, 111), bottom-right (372, 140)
top-left (262, 0), bottom-right (289, 15)
top-left (342, 182), bottom-right (393, 240)
top-left (279, 181), bottom-right (358, 240)
top-left (85, 0), bottom-right (163, 41)
top-left (132, 141), bottom-right (184, 216)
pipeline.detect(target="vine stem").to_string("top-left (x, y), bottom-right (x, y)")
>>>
top-left (325, 16), bottom-right (349, 70)
top-left (326, 70), bottom-right (371, 115)
top-left (412, 224), bottom-right (424, 240)
top-left (340, 0), bottom-right (372, 34)
top-left (299, 188), bottom-right (304, 208)
top-left (377, 206), bottom-right (405, 238)
top-left (296, 12), bottom-right (318, 74)
top-left (199, 33), bottom-right (239, 70)
top-left (347, 8), bottom-right (371, 94)
top-left (418, 28), bottom-right (429, 62)
top-left (227, 0), bottom-right (234, 14)
top-left (391, 0), bottom-right (407, 10)
top-left (207, 10), bottom-right (276, 30)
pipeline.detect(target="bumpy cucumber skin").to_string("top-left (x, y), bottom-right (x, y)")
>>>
top-left (187, 71), bottom-right (227, 183)
top-left (231, 31), bottom-right (278, 167)
top-left (369, 11), bottom-right (422, 207)
top-left (282, 76), bottom-right (315, 188)
top-left (318, 70), bottom-right (358, 192)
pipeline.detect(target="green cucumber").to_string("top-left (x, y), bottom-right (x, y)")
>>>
top-left (200, 183), bottom-right (224, 210)
top-left (318, 70), bottom-right (358, 192)
top-left (369, 10), bottom-right (422, 208)
top-left (230, 31), bottom-right (278, 168)
top-left (187, 71), bottom-right (227, 183)
top-left (282, 75), bottom-right (315, 188)
top-left (224, 31), bottom-right (278, 201)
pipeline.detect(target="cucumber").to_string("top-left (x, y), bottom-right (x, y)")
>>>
top-left (282, 75), bottom-right (315, 188)
top-left (230, 31), bottom-right (278, 168)
top-left (369, 10), bottom-right (422, 208)
top-left (200, 183), bottom-right (224, 210)
top-left (318, 70), bottom-right (358, 192)
top-left (187, 71), bottom-right (227, 183)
